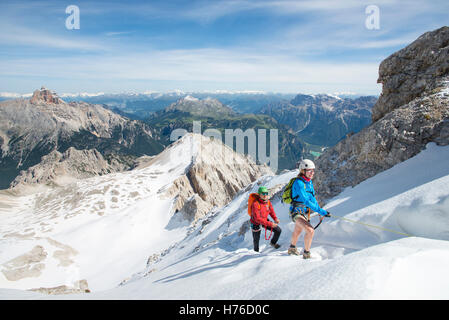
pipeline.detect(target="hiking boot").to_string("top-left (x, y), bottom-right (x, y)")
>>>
top-left (288, 247), bottom-right (300, 255)
top-left (303, 250), bottom-right (311, 259)
top-left (270, 243), bottom-right (281, 249)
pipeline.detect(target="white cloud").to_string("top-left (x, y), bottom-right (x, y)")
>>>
top-left (0, 22), bottom-right (106, 51)
top-left (0, 47), bottom-right (381, 94)
top-left (104, 31), bottom-right (134, 37)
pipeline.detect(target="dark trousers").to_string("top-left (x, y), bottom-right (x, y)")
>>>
top-left (251, 224), bottom-right (281, 252)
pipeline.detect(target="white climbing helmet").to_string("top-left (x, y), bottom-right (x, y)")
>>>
top-left (299, 159), bottom-right (315, 170)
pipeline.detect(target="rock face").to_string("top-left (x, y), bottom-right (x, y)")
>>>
top-left (1, 245), bottom-right (47, 281)
top-left (0, 87), bottom-right (164, 189)
top-left (372, 26), bottom-right (449, 122)
top-left (314, 27), bottom-right (449, 201)
top-left (29, 279), bottom-right (90, 295)
top-left (10, 147), bottom-right (133, 188)
top-left (30, 86), bottom-right (63, 105)
top-left (163, 134), bottom-right (273, 222)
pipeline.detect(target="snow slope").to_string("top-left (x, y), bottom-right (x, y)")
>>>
top-left (1, 142), bottom-right (449, 299)
top-left (0, 134), bottom-right (203, 291)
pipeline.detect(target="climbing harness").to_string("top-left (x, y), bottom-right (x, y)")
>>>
top-left (329, 213), bottom-right (414, 237)
top-left (290, 205), bottom-right (323, 230)
top-left (251, 223), bottom-right (273, 241)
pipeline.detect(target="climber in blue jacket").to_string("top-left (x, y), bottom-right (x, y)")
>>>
top-left (288, 159), bottom-right (330, 259)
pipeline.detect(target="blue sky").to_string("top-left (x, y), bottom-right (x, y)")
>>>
top-left (1, 0), bottom-right (448, 95)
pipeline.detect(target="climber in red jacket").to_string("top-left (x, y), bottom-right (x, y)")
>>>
top-left (250, 186), bottom-right (281, 252)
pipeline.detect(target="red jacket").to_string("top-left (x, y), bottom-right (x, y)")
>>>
top-left (250, 198), bottom-right (278, 229)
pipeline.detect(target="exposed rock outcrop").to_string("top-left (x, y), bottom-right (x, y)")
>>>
top-left (1, 245), bottom-right (47, 281)
top-left (164, 134), bottom-right (273, 222)
top-left (29, 279), bottom-right (90, 295)
top-left (10, 147), bottom-right (134, 189)
top-left (314, 27), bottom-right (449, 201)
top-left (30, 86), bottom-right (63, 105)
top-left (372, 26), bottom-right (449, 122)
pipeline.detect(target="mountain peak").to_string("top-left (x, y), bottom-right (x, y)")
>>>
top-left (165, 96), bottom-right (235, 117)
top-left (182, 95), bottom-right (199, 102)
top-left (30, 86), bottom-right (64, 105)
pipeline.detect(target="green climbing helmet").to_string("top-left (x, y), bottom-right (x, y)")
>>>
top-left (258, 186), bottom-right (268, 194)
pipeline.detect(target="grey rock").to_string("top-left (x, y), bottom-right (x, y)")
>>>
top-left (10, 147), bottom-right (130, 189)
top-left (164, 134), bottom-right (273, 223)
top-left (314, 27), bottom-right (449, 202)
top-left (372, 26), bottom-right (449, 122)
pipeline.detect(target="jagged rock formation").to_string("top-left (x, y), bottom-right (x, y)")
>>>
top-left (372, 26), bottom-right (449, 122)
top-left (163, 134), bottom-right (273, 222)
top-left (30, 86), bottom-right (63, 105)
top-left (10, 147), bottom-right (134, 189)
top-left (314, 27), bottom-right (449, 201)
top-left (0, 87), bottom-right (164, 189)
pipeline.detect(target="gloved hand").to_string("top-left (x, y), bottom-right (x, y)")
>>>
top-left (324, 211), bottom-right (331, 218)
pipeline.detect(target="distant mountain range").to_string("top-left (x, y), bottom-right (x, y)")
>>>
top-left (0, 87), bottom-right (377, 189)
top-left (0, 91), bottom-right (373, 119)
top-left (0, 87), bottom-right (164, 189)
top-left (146, 96), bottom-right (304, 172)
top-left (261, 94), bottom-right (377, 146)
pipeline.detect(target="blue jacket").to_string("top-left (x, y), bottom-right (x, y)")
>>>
top-left (291, 176), bottom-right (327, 216)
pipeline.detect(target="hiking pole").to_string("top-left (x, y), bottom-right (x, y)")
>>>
top-left (329, 213), bottom-right (414, 237)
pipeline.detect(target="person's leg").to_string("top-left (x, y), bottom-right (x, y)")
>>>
top-left (252, 226), bottom-right (261, 252)
top-left (290, 217), bottom-right (303, 246)
top-left (296, 217), bottom-right (314, 252)
top-left (270, 226), bottom-right (282, 245)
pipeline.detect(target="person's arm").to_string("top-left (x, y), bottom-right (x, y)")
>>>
top-left (268, 202), bottom-right (279, 224)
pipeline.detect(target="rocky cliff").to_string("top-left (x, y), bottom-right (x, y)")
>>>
top-left (30, 86), bottom-right (64, 105)
top-left (10, 147), bottom-right (135, 189)
top-left (372, 27), bottom-right (449, 122)
top-left (158, 134), bottom-right (273, 222)
top-left (314, 26), bottom-right (449, 201)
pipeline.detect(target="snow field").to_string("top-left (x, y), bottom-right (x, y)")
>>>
top-left (1, 139), bottom-right (449, 299)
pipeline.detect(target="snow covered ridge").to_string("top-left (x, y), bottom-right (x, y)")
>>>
top-left (0, 133), bottom-right (270, 294)
top-left (0, 92), bottom-right (32, 98)
top-left (1, 141), bottom-right (449, 299)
